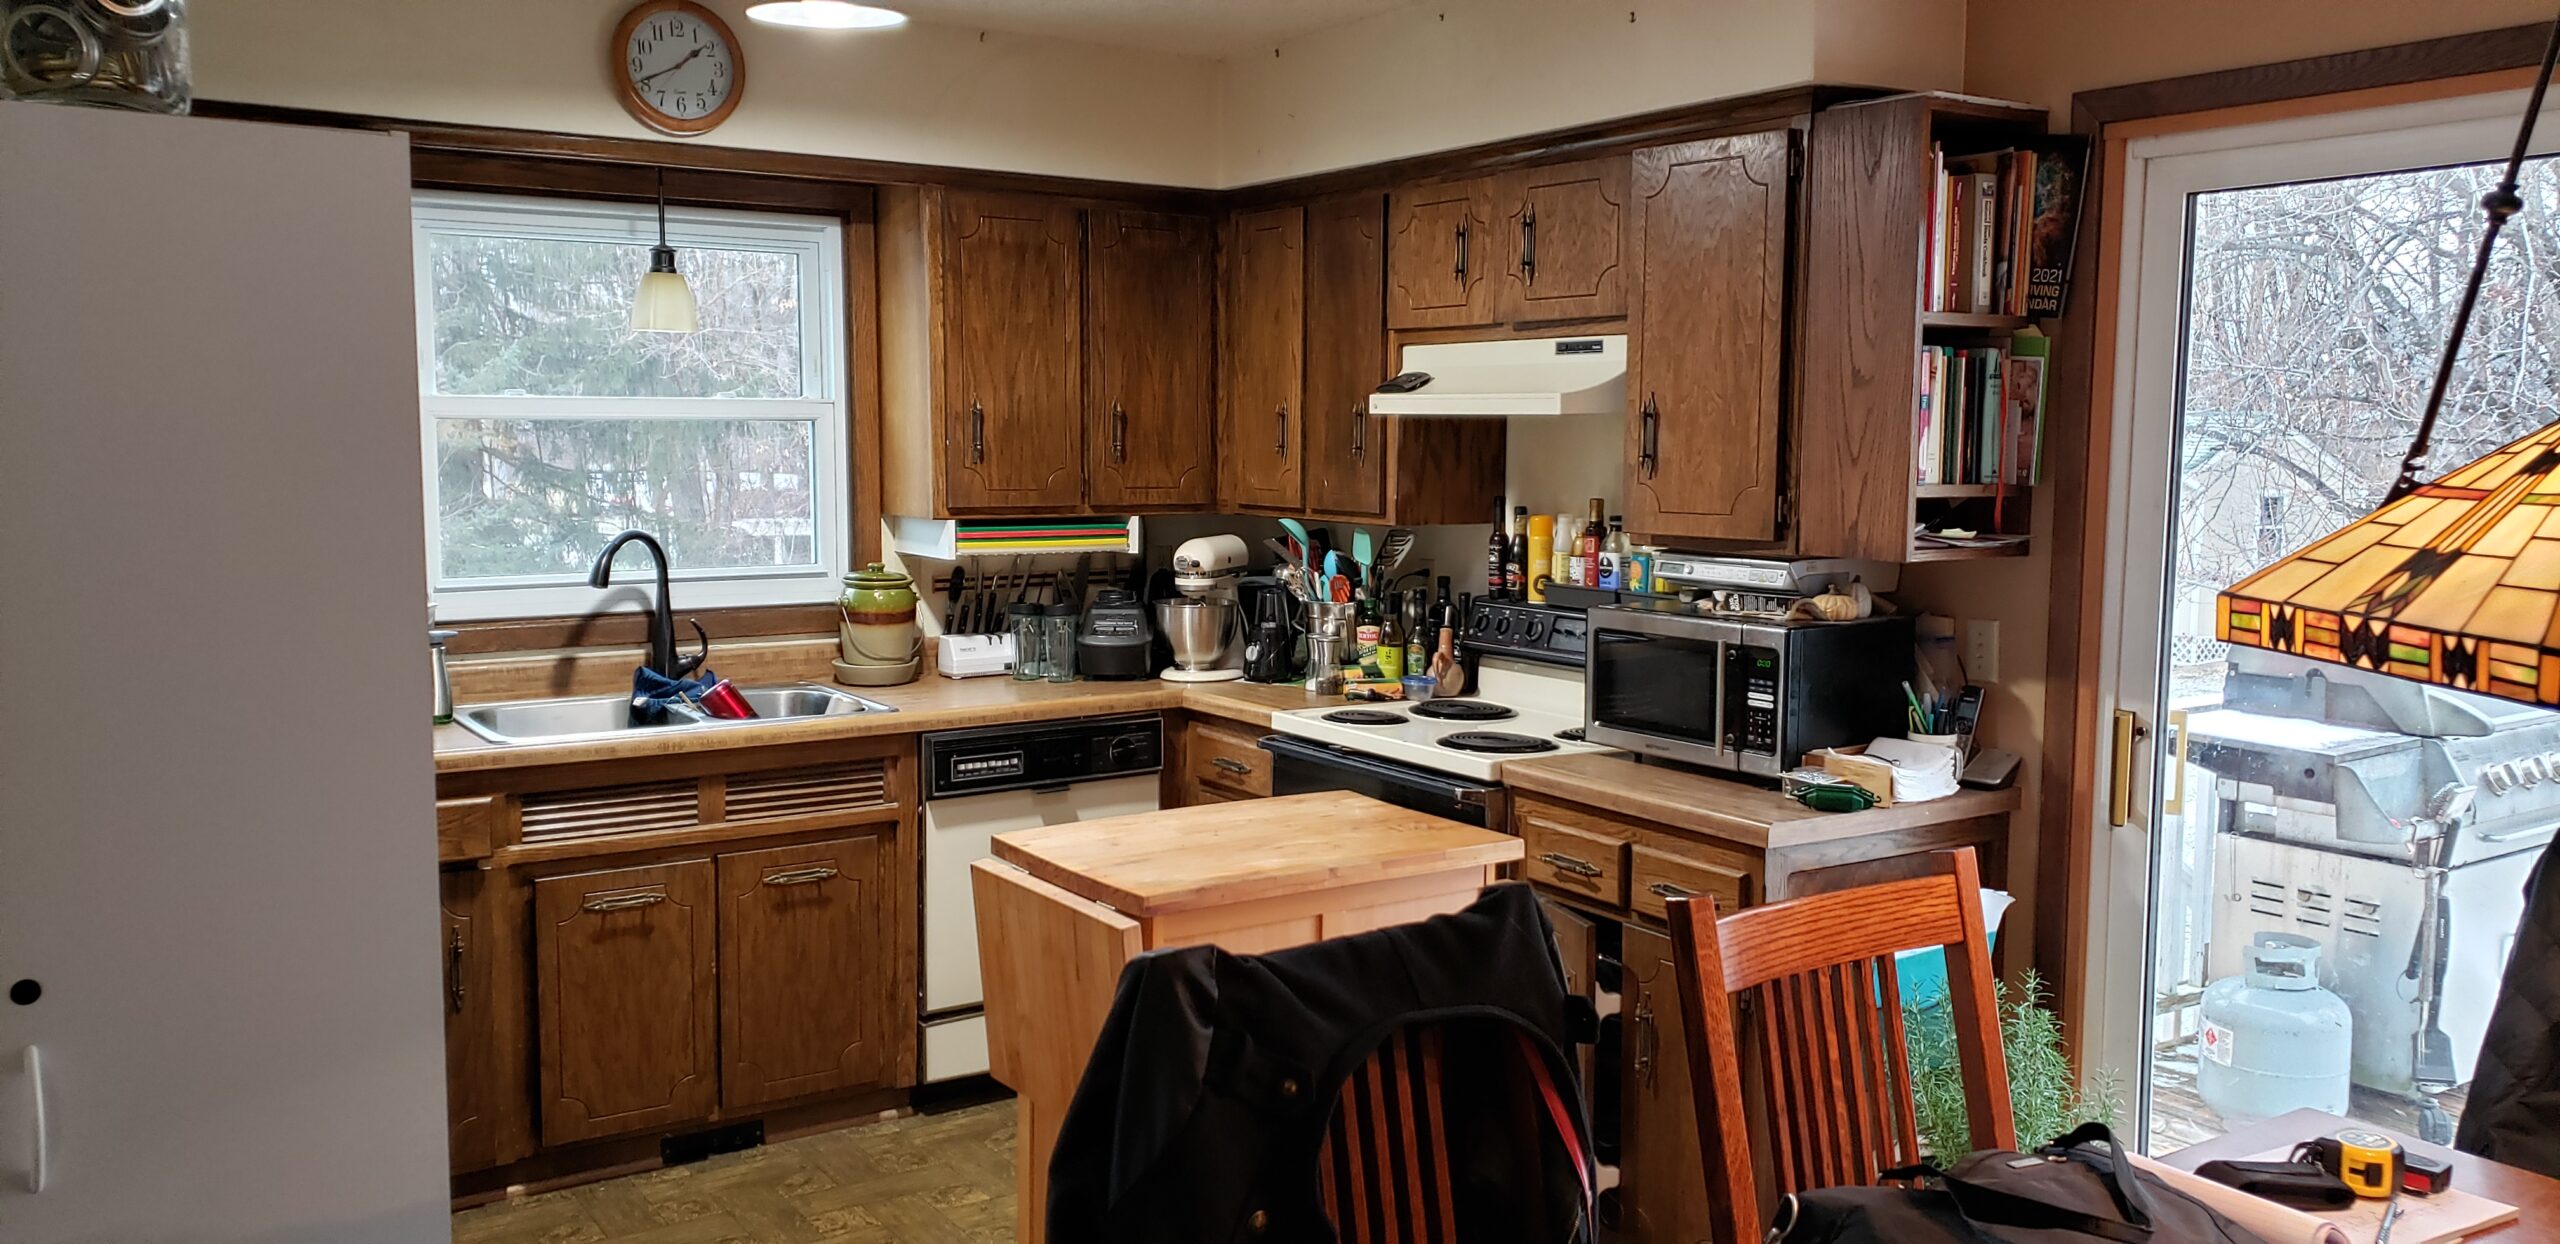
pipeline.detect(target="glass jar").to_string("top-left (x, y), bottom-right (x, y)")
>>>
top-left (0, 0), bottom-right (191, 114)
top-left (1008, 602), bottom-right (1046, 681)
top-left (1042, 601), bottom-right (1080, 683)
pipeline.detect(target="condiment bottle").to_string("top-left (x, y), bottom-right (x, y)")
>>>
top-left (1525, 513), bottom-right (1555, 602)
top-left (1505, 505), bottom-right (1528, 599)
top-left (1573, 498), bottom-right (1605, 587)
top-left (1484, 496), bottom-right (1510, 600)
top-left (1550, 514), bottom-right (1575, 593)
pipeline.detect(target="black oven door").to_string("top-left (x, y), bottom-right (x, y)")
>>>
top-left (1256, 734), bottom-right (1500, 828)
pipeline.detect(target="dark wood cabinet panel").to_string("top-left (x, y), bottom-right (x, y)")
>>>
top-left (717, 834), bottom-right (891, 1110)
top-left (1303, 193), bottom-right (1389, 518)
top-left (1220, 205), bottom-right (1305, 511)
top-left (534, 859), bottom-right (718, 1147)
top-left (1625, 131), bottom-right (1795, 543)
top-left (1387, 179), bottom-right (1495, 329)
top-left (1085, 209), bottom-right (1215, 510)
top-left (1620, 921), bottom-right (1714, 1244)
top-left (1495, 157), bottom-right (1630, 323)
top-left (941, 190), bottom-right (1084, 512)
top-left (441, 868), bottom-right (499, 1174)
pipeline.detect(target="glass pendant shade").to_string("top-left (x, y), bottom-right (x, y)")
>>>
top-left (2219, 420), bottom-right (2560, 705)
top-left (632, 246), bottom-right (697, 333)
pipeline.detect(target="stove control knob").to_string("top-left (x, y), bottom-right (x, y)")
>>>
top-left (1524, 616), bottom-right (1547, 642)
top-left (1470, 612), bottom-right (1492, 636)
top-left (2521, 756), bottom-right (2548, 788)
top-left (2484, 762), bottom-right (2517, 795)
top-left (1494, 613), bottom-right (1514, 638)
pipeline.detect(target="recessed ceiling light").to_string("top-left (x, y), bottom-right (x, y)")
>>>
top-left (745, 1), bottom-right (906, 30)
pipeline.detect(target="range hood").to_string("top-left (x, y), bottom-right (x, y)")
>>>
top-left (1368, 335), bottom-right (1626, 417)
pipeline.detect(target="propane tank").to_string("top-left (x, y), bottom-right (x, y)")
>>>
top-left (2197, 933), bottom-right (2353, 1126)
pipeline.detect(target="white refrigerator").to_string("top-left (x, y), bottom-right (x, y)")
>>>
top-left (0, 104), bottom-right (453, 1240)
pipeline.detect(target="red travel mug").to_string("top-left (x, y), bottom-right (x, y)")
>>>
top-left (696, 679), bottom-right (757, 720)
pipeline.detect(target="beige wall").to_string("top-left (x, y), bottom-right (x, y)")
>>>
top-left (192, 0), bottom-right (1225, 186)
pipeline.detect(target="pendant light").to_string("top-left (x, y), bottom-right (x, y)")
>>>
top-left (632, 167), bottom-right (698, 334)
top-left (2218, 15), bottom-right (2560, 705)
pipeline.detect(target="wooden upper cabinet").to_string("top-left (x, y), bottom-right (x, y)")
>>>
top-left (1387, 178), bottom-right (1496, 329)
top-left (441, 868), bottom-right (499, 1174)
top-left (1626, 131), bottom-right (1796, 543)
top-left (1303, 194), bottom-right (1389, 519)
top-left (1494, 157), bottom-right (1631, 323)
top-left (941, 190), bottom-right (1084, 512)
top-left (1085, 209), bottom-right (1215, 511)
top-left (534, 859), bottom-right (718, 1147)
top-left (1221, 205), bottom-right (1306, 512)
top-left (717, 834), bottom-right (892, 1110)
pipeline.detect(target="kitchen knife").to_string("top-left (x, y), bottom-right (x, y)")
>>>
top-left (945, 564), bottom-right (966, 634)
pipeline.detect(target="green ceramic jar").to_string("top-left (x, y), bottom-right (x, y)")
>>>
top-left (837, 563), bottom-right (921, 681)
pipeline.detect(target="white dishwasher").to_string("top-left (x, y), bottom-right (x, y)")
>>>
top-left (919, 713), bottom-right (1162, 1081)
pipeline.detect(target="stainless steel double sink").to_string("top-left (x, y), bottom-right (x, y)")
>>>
top-left (452, 682), bottom-right (896, 746)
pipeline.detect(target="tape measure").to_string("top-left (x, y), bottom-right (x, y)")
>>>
top-left (2304, 1130), bottom-right (2405, 1200)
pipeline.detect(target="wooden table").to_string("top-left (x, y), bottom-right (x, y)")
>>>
top-left (972, 792), bottom-right (1523, 1244)
top-left (2165, 1108), bottom-right (2559, 1240)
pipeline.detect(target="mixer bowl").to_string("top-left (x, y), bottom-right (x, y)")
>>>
top-left (1157, 598), bottom-right (1237, 669)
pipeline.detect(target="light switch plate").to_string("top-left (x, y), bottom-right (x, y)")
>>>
top-left (1965, 619), bottom-right (2000, 684)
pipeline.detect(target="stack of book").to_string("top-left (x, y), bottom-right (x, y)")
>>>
top-left (1925, 139), bottom-right (2086, 317)
top-left (1915, 333), bottom-right (2049, 486)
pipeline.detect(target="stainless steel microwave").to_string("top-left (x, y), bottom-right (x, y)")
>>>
top-left (1583, 606), bottom-right (1914, 778)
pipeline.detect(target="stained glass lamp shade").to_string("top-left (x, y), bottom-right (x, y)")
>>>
top-left (2219, 421), bottom-right (2560, 705)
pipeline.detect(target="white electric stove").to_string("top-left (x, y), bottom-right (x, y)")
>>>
top-left (1268, 658), bottom-right (1612, 782)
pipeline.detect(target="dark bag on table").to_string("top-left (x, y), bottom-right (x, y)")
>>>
top-left (1771, 1123), bottom-right (2275, 1243)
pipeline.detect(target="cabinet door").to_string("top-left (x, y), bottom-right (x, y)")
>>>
top-left (1620, 922), bottom-right (1713, 1244)
top-left (943, 190), bottom-right (1084, 512)
top-left (1539, 894), bottom-right (1600, 1126)
top-left (1387, 178), bottom-right (1495, 329)
top-left (718, 834), bottom-right (892, 1109)
top-left (441, 868), bottom-right (499, 1173)
top-left (1626, 132), bottom-right (1794, 542)
top-left (1220, 205), bottom-right (1305, 511)
top-left (1303, 193), bottom-right (1388, 519)
top-left (1086, 209), bottom-right (1215, 510)
top-left (1496, 157), bottom-right (1630, 323)
top-left (534, 859), bottom-right (718, 1147)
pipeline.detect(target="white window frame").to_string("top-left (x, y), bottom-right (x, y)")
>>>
top-left (412, 191), bottom-right (848, 620)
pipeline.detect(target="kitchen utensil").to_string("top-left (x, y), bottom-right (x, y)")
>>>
top-left (1076, 588), bottom-right (1153, 679)
top-left (1008, 601), bottom-right (1045, 681)
top-left (1279, 518), bottom-right (1313, 570)
top-left (1069, 553), bottom-right (1090, 611)
top-left (1042, 601), bottom-right (1081, 683)
top-left (1264, 536), bottom-right (1298, 567)
top-left (1351, 529), bottom-right (1374, 586)
top-left (944, 564), bottom-right (966, 631)
top-left (1157, 598), bottom-right (1240, 679)
top-left (1331, 574), bottom-right (1353, 603)
top-left (1379, 527), bottom-right (1417, 574)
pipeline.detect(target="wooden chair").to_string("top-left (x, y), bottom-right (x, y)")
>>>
top-left (1665, 847), bottom-right (2014, 1244)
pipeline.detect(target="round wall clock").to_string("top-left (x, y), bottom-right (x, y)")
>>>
top-left (612, 0), bottom-right (744, 136)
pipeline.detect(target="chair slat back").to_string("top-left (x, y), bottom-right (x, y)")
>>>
top-left (1320, 1024), bottom-right (1461, 1244)
top-left (1668, 848), bottom-right (2015, 1244)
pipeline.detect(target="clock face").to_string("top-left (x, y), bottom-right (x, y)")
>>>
top-left (614, 1), bottom-right (743, 135)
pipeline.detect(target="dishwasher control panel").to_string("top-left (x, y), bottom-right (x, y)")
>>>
top-left (923, 713), bottom-right (1164, 799)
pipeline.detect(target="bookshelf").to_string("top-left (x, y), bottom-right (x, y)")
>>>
top-left (1796, 92), bottom-right (2066, 565)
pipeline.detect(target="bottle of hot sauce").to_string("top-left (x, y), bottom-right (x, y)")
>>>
top-left (1575, 498), bottom-right (1606, 587)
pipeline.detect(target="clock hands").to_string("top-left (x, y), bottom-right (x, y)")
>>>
top-left (633, 43), bottom-right (710, 89)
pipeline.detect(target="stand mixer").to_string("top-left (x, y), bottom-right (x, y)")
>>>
top-left (1159, 534), bottom-right (1247, 682)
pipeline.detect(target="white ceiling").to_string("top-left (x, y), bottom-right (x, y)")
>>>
top-left (885, 0), bottom-right (1421, 58)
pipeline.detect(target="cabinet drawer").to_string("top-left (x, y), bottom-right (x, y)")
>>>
top-left (1517, 805), bottom-right (1627, 907)
top-left (1186, 721), bottom-right (1272, 798)
top-left (437, 795), bottom-right (498, 862)
top-left (1628, 841), bottom-right (1753, 922)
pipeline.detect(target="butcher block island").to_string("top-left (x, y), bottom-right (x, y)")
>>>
top-left (972, 791), bottom-right (1525, 1244)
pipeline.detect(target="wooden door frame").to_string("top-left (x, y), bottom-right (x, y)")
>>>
top-left (2034, 22), bottom-right (2554, 1051)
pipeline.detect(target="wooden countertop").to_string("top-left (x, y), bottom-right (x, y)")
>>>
top-left (433, 677), bottom-right (1323, 775)
top-left (1498, 751), bottom-right (2021, 849)
top-left (990, 791), bottom-right (1523, 917)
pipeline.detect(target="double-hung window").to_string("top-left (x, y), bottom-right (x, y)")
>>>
top-left (413, 192), bottom-right (848, 619)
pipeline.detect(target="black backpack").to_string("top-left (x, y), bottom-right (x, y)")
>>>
top-left (1771, 1124), bottom-right (2275, 1243)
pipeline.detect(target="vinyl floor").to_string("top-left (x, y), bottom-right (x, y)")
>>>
top-left (450, 1098), bottom-right (1018, 1244)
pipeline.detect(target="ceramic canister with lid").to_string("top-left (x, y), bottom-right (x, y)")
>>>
top-left (835, 563), bottom-right (922, 686)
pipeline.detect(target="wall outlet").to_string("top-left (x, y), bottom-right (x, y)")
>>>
top-left (1965, 619), bottom-right (2000, 684)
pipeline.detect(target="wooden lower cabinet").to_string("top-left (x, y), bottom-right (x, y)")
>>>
top-left (440, 867), bottom-right (500, 1173)
top-left (534, 859), bottom-right (720, 1147)
top-left (716, 834), bottom-right (891, 1109)
top-left (1619, 921), bottom-right (1714, 1244)
top-left (1176, 718), bottom-right (1274, 805)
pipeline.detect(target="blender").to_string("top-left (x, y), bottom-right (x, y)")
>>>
top-left (1158, 534), bottom-right (1247, 682)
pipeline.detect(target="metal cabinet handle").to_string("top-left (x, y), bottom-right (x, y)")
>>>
top-left (1274, 402), bottom-right (1289, 456)
top-left (582, 890), bottom-right (667, 913)
top-left (1647, 881), bottom-right (1698, 901)
top-left (1638, 394), bottom-right (1660, 479)
top-left (1454, 221), bottom-right (1470, 281)
top-left (1110, 401), bottom-right (1127, 463)
top-left (1538, 850), bottom-right (1603, 879)
top-left (1350, 403), bottom-right (1366, 460)
top-left (1521, 206), bottom-right (1537, 283)
top-left (446, 924), bottom-right (467, 1014)
top-left (1211, 756), bottom-right (1254, 776)
top-left (763, 865), bottom-right (840, 887)
top-left (1631, 995), bottom-right (1658, 1086)
top-left (970, 400), bottom-right (986, 465)
top-left (22, 1045), bottom-right (46, 1194)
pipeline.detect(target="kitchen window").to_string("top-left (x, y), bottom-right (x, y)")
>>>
top-left (413, 192), bottom-right (848, 619)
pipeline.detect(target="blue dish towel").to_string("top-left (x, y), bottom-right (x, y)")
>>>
top-left (629, 666), bottom-right (723, 724)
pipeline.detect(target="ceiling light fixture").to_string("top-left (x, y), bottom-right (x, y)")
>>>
top-left (745, 1), bottom-right (907, 30)
top-left (2218, 13), bottom-right (2560, 704)
top-left (631, 167), bottom-right (698, 334)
